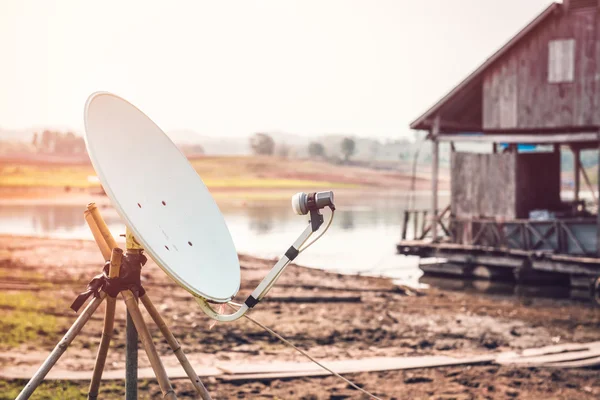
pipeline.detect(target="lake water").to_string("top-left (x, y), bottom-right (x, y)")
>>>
top-left (0, 192), bottom-right (445, 285)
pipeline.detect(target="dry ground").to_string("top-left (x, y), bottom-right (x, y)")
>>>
top-left (0, 235), bottom-right (599, 399)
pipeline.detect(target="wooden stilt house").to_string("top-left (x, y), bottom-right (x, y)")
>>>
top-left (398, 0), bottom-right (600, 292)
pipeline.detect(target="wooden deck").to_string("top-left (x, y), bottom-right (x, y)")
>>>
top-left (397, 240), bottom-right (600, 288)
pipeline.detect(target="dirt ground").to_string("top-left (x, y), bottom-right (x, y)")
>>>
top-left (1, 235), bottom-right (599, 399)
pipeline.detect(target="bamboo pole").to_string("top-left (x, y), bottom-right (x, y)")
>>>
top-left (141, 293), bottom-right (212, 399)
top-left (579, 159), bottom-right (598, 205)
top-left (122, 290), bottom-right (177, 399)
top-left (86, 203), bottom-right (118, 250)
top-left (431, 115), bottom-right (440, 242)
top-left (88, 248), bottom-right (123, 399)
top-left (573, 147), bottom-right (581, 202)
top-left (84, 209), bottom-right (111, 260)
top-left (16, 294), bottom-right (106, 400)
top-left (83, 207), bottom-right (139, 398)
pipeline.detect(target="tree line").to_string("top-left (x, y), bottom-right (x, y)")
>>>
top-left (250, 133), bottom-right (356, 162)
top-left (32, 130), bottom-right (86, 155)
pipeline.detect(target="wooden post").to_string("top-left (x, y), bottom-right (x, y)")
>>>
top-left (493, 143), bottom-right (497, 154)
top-left (579, 160), bottom-right (598, 205)
top-left (125, 227), bottom-right (141, 400)
top-left (122, 291), bottom-right (177, 399)
top-left (401, 210), bottom-right (409, 240)
top-left (573, 146), bottom-right (581, 202)
top-left (88, 248), bottom-right (123, 400)
top-left (597, 133), bottom-right (600, 257)
top-left (431, 115), bottom-right (440, 242)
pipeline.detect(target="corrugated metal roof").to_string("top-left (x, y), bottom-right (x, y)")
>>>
top-left (410, 2), bottom-right (561, 132)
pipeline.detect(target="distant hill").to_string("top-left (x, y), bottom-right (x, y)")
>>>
top-left (0, 128), bottom-right (36, 142)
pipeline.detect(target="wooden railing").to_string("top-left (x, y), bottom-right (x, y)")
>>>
top-left (401, 209), bottom-right (598, 256)
top-left (401, 205), bottom-right (451, 240)
top-left (450, 218), bottom-right (598, 256)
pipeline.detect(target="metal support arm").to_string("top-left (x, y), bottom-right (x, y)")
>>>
top-left (196, 223), bottom-right (315, 322)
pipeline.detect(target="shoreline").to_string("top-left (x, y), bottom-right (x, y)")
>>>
top-left (0, 186), bottom-right (451, 208)
top-left (0, 235), bottom-right (599, 398)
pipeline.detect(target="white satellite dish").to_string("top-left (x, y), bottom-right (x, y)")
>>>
top-left (84, 92), bottom-right (241, 302)
top-left (84, 91), bottom-right (335, 321)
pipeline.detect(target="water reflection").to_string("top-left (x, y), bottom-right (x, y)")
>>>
top-left (0, 204), bottom-right (123, 238)
top-left (0, 193), bottom-right (442, 284)
top-left (420, 275), bottom-right (598, 306)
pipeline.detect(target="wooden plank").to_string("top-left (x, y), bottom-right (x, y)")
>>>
top-left (219, 355), bottom-right (495, 382)
top-left (497, 342), bottom-right (599, 360)
top-left (6, 341), bottom-right (600, 382)
top-left (483, 55), bottom-right (518, 129)
top-left (543, 356), bottom-right (600, 368)
top-left (532, 259), bottom-right (600, 275)
top-left (266, 296), bottom-right (362, 304)
top-left (419, 262), bottom-right (470, 276)
top-left (497, 348), bottom-right (600, 365)
top-left (0, 365), bottom-right (224, 381)
top-left (437, 132), bottom-right (600, 144)
top-left (573, 10), bottom-right (596, 126)
top-left (516, 9), bottom-right (546, 128)
top-left (451, 152), bottom-right (516, 219)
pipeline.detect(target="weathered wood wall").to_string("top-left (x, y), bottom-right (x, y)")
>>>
top-left (483, 7), bottom-right (598, 130)
top-left (451, 152), bottom-right (517, 219)
top-left (452, 151), bottom-right (562, 219)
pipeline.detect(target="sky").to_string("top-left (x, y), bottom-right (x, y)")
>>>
top-left (0, 0), bottom-right (555, 139)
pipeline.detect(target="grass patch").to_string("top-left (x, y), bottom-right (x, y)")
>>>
top-left (0, 164), bottom-right (96, 188)
top-left (204, 178), bottom-right (358, 189)
top-left (0, 380), bottom-right (88, 400)
top-left (0, 156), bottom-right (366, 190)
top-left (0, 292), bottom-right (61, 348)
top-left (0, 379), bottom-right (156, 399)
top-left (0, 267), bottom-right (44, 281)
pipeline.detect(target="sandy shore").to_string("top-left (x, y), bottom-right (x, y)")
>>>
top-left (1, 235), bottom-right (599, 399)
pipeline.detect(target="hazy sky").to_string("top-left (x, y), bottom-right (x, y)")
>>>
top-left (0, 0), bottom-right (554, 139)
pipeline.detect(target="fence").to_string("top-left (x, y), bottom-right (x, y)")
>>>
top-left (401, 211), bottom-right (598, 256)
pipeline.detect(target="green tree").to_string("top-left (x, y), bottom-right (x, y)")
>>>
top-left (341, 137), bottom-right (356, 162)
top-left (250, 133), bottom-right (275, 156)
top-left (308, 142), bottom-right (326, 158)
top-left (40, 130), bottom-right (53, 152)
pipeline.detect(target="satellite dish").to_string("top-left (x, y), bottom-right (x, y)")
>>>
top-left (84, 92), bottom-right (241, 303)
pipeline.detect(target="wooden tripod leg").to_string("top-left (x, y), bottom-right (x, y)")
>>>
top-left (16, 293), bottom-right (106, 400)
top-left (122, 290), bottom-right (177, 399)
top-left (87, 296), bottom-right (116, 400)
top-left (140, 293), bottom-right (212, 400)
top-left (88, 248), bottom-right (123, 400)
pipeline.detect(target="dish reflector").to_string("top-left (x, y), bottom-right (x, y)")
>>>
top-left (83, 92), bottom-right (240, 302)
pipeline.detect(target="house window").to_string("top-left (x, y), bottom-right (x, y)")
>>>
top-left (548, 39), bottom-right (575, 83)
